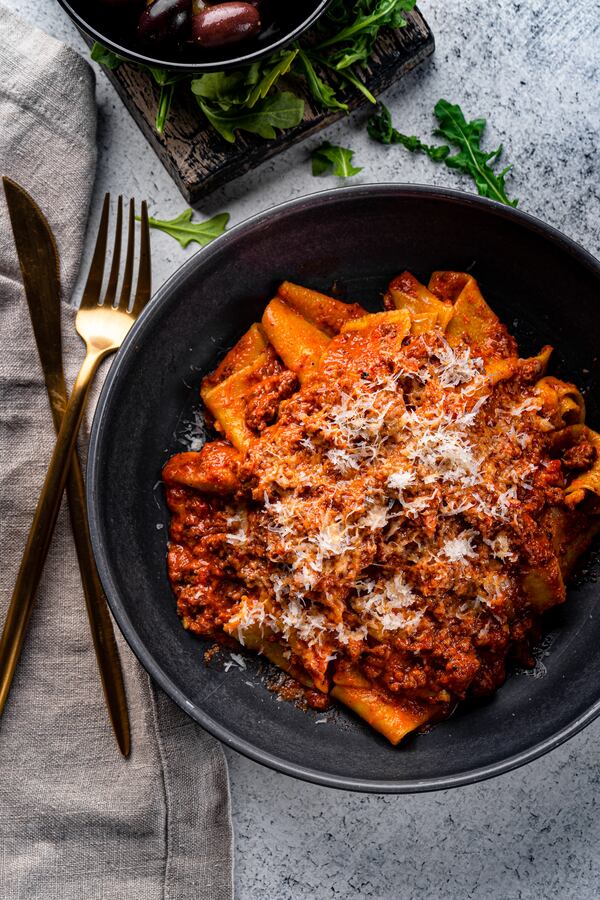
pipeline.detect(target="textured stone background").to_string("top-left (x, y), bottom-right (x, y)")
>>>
top-left (5, 1), bottom-right (600, 897)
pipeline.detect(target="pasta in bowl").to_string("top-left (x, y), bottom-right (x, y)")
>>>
top-left (162, 271), bottom-right (600, 746)
top-left (86, 184), bottom-right (600, 790)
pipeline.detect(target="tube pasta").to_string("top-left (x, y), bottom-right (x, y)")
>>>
top-left (201, 350), bottom-right (274, 451)
top-left (443, 273), bottom-right (506, 351)
top-left (385, 271), bottom-right (454, 330)
top-left (565, 428), bottom-right (600, 509)
top-left (521, 562), bottom-right (566, 613)
top-left (262, 297), bottom-right (330, 383)
top-left (486, 346), bottom-right (552, 385)
top-left (332, 667), bottom-right (434, 745)
top-left (341, 308), bottom-right (411, 335)
top-left (203, 323), bottom-right (268, 390)
top-left (536, 376), bottom-right (585, 427)
top-left (277, 281), bottom-right (366, 334)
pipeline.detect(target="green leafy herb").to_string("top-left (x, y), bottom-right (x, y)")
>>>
top-left (433, 100), bottom-right (517, 207)
top-left (311, 142), bottom-right (362, 177)
top-left (147, 69), bottom-right (189, 134)
top-left (154, 83), bottom-right (175, 135)
top-left (246, 50), bottom-right (299, 107)
top-left (190, 52), bottom-right (305, 141)
top-left (143, 209), bottom-right (230, 249)
top-left (316, 0), bottom-right (415, 70)
top-left (296, 50), bottom-right (348, 112)
top-left (90, 41), bottom-right (123, 70)
top-left (367, 104), bottom-right (450, 160)
top-left (90, 1), bottom-right (416, 140)
top-left (368, 101), bottom-right (518, 207)
top-left (196, 92), bottom-right (305, 143)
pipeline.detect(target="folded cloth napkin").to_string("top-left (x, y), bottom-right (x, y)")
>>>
top-left (0, 7), bottom-right (233, 899)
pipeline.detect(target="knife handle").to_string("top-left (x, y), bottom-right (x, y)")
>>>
top-left (65, 448), bottom-right (131, 757)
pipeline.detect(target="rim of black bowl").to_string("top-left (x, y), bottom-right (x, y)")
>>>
top-left (87, 184), bottom-right (600, 793)
top-left (55, 0), bottom-right (333, 72)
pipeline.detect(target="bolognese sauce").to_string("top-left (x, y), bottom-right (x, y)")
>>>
top-left (162, 273), bottom-right (600, 743)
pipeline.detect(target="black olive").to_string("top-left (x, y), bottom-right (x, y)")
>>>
top-left (137, 0), bottom-right (192, 47)
top-left (191, 2), bottom-right (261, 48)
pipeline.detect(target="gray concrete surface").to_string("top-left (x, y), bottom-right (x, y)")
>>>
top-left (4, 1), bottom-right (600, 897)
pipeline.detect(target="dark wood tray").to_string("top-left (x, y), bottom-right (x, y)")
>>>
top-left (97, 9), bottom-right (434, 204)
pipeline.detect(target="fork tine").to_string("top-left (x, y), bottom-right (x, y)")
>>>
top-left (80, 193), bottom-right (110, 310)
top-left (131, 200), bottom-right (152, 317)
top-left (116, 199), bottom-right (136, 311)
top-left (102, 196), bottom-right (123, 308)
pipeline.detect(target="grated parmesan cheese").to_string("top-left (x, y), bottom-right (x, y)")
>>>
top-left (433, 338), bottom-right (484, 387)
top-left (222, 328), bottom-right (547, 656)
top-left (439, 531), bottom-right (478, 563)
top-left (178, 407), bottom-right (208, 451)
top-left (224, 653), bottom-right (247, 672)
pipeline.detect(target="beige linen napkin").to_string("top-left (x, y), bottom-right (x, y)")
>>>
top-left (0, 7), bottom-right (233, 899)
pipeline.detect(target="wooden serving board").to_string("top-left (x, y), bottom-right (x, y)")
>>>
top-left (96, 8), bottom-right (434, 204)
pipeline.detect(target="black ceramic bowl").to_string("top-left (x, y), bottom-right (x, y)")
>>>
top-left (88, 185), bottom-right (600, 793)
top-left (56, 0), bottom-right (332, 72)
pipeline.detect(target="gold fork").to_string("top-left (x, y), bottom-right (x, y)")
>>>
top-left (0, 194), bottom-right (151, 716)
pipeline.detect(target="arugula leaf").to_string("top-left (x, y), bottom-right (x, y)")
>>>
top-left (191, 70), bottom-right (250, 110)
top-left (246, 50), bottom-right (298, 107)
top-left (311, 142), bottom-right (362, 177)
top-left (144, 209), bottom-right (230, 249)
top-left (147, 69), bottom-right (189, 134)
top-left (318, 0), bottom-right (413, 50)
top-left (191, 55), bottom-right (304, 139)
top-left (433, 100), bottom-right (517, 207)
top-left (196, 91), bottom-right (304, 143)
top-left (296, 51), bottom-right (348, 112)
top-left (368, 102), bottom-right (518, 207)
top-left (368, 104), bottom-right (450, 160)
top-left (191, 50), bottom-right (296, 110)
top-left (154, 83), bottom-right (175, 135)
top-left (299, 0), bottom-right (414, 111)
top-left (316, 0), bottom-right (416, 69)
top-left (90, 41), bottom-right (123, 70)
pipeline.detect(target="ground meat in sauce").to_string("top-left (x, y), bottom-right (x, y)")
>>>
top-left (163, 281), bottom-right (599, 734)
top-left (563, 441), bottom-right (596, 471)
top-left (267, 672), bottom-right (333, 711)
top-left (245, 370), bottom-right (299, 433)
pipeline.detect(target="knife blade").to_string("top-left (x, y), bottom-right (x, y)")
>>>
top-left (3, 176), bottom-right (130, 757)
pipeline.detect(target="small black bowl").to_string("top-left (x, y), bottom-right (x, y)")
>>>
top-left (87, 185), bottom-right (600, 793)
top-left (55, 0), bottom-right (333, 72)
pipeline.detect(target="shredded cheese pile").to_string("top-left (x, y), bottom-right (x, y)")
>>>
top-left (226, 328), bottom-right (546, 665)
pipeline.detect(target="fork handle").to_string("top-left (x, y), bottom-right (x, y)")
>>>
top-left (0, 348), bottom-right (106, 716)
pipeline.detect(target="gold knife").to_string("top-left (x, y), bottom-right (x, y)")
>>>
top-left (3, 177), bottom-right (131, 757)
